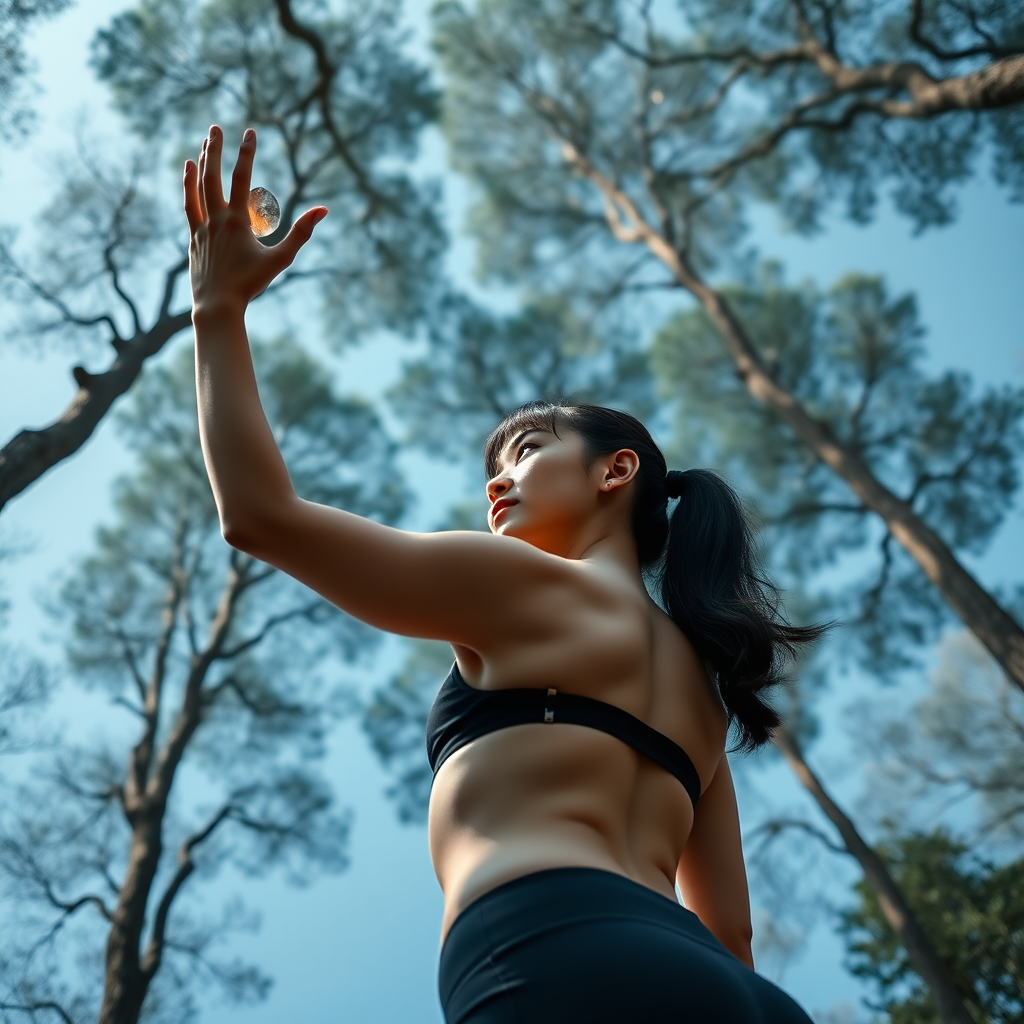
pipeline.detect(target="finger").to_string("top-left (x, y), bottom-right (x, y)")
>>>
top-left (183, 160), bottom-right (203, 233)
top-left (202, 124), bottom-right (226, 211)
top-left (197, 139), bottom-right (208, 220)
top-left (229, 128), bottom-right (256, 211)
top-left (272, 206), bottom-right (328, 269)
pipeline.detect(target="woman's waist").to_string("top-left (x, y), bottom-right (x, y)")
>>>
top-left (431, 826), bottom-right (680, 944)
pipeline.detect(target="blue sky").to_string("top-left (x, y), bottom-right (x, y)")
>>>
top-left (0, 2), bottom-right (1021, 1022)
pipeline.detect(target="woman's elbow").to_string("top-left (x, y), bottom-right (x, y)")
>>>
top-left (220, 517), bottom-right (264, 554)
top-left (218, 499), bottom-right (291, 555)
top-left (723, 923), bottom-right (754, 970)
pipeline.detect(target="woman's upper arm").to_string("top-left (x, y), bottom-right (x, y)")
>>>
top-left (227, 495), bottom-right (571, 646)
top-left (676, 754), bottom-right (755, 968)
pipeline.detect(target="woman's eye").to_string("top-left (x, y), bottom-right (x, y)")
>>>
top-left (516, 442), bottom-right (538, 462)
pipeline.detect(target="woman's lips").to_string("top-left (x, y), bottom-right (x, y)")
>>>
top-left (490, 499), bottom-right (517, 525)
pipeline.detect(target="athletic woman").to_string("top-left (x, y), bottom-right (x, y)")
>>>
top-left (185, 125), bottom-right (824, 1023)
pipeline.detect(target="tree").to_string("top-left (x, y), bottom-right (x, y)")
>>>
top-left (430, 0), bottom-right (1024, 690)
top-left (651, 267), bottom-right (1024, 681)
top-left (0, 338), bottom-right (405, 1024)
top-left (0, 0), bottom-right (442, 517)
top-left (840, 830), bottom-right (1024, 1024)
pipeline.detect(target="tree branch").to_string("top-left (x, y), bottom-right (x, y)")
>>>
top-left (272, 0), bottom-right (394, 219)
top-left (127, 524), bottom-right (188, 805)
top-left (215, 599), bottom-right (322, 661)
top-left (774, 726), bottom-right (975, 1024)
top-left (140, 804), bottom-right (235, 979)
top-left (0, 308), bottom-right (192, 516)
top-left (748, 815), bottom-right (850, 857)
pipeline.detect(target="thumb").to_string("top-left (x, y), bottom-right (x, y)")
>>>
top-left (275, 206), bottom-right (328, 266)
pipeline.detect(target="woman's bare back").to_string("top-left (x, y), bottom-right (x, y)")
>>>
top-left (428, 558), bottom-right (729, 941)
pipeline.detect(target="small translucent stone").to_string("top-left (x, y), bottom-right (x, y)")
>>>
top-left (248, 187), bottom-right (281, 237)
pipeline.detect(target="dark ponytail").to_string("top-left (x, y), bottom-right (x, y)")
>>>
top-left (484, 401), bottom-right (827, 751)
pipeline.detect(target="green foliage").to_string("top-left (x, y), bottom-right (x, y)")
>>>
top-left (434, 0), bottom-right (746, 291)
top-left (434, 0), bottom-right (1024, 286)
top-left (0, 338), bottom-right (406, 1022)
top-left (650, 265), bottom-right (1024, 680)
top-left (840, 829), bottom-right (1024, 1023)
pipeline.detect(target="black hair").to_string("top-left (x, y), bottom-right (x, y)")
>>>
top-left (484, 400), bottom-right (827, 751)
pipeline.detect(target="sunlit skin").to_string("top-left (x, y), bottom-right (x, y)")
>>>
top-left (185, 125), bottom-right (756, 968)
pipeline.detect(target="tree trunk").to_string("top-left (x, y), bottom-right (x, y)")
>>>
top-left (773, 727), bottom-right (976, 1024)
top-left (0, 311), bottom-right (191, 515)
top-left (98, 810), bottom-right (164, 1024)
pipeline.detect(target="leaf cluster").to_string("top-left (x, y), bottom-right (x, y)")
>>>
top-left (434, 0), bottom-right (1024, 289)
top-left (435, 0), bottom-right (746, 295)
top-left (840, 828), bottom-right (1024, 1024)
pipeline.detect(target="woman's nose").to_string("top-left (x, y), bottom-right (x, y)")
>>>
top-left (486, 475), bottom-right (512, 503)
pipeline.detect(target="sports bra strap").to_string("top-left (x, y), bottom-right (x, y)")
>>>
top-left (425, 665), bottom-right (702, 807)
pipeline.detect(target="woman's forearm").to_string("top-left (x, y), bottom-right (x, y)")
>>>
top-left (183, 125), bottom-right (326, 545)
top-left (193, 301), bottom-right (295, 543)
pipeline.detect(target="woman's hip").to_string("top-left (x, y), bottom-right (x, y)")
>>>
top-left (438, 866), bottom-right (813, 1024)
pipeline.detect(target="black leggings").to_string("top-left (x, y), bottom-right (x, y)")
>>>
top-left (438, 867), bottom-right (814, 1024)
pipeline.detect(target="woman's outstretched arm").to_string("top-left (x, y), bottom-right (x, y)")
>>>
top-left (185, 127), bottom-right (575, 647)
top-left (186, 125), bottom-right (326, 537)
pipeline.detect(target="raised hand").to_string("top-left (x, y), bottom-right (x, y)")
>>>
top-left (183, 125), bottom-right (327, 316)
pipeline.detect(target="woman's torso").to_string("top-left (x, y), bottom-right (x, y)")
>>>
top-left (427, 559), bottom-right (729, 943)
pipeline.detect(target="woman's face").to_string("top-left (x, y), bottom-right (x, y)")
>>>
top-left (485, 425), bottom-right (604, 555)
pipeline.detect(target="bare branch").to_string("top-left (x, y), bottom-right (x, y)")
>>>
top-left (101, 186), bottom-right (143, 336)
top-left (748, 816), bottom-right (850, 857)
top-left (216, 599), bottom-right (322, 660)
top-left (764, 500), bottom-right (868, 525)
top-left (128, 525), bottom-right (189, 803)
top-left (774, 726), bottom-right (975, 1024)
top-left (145, 558), bottom-right (249, 807)
top-left (272, 0), bottom-right (395, 219)
top-left (0, 238), bottom-right (124, 341)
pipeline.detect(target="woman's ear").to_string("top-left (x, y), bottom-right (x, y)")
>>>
top-left (600, 448), bottom-right (640, 492)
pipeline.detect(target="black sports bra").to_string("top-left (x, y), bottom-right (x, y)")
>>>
top-left (425, 663), bottom-right (702, 807)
